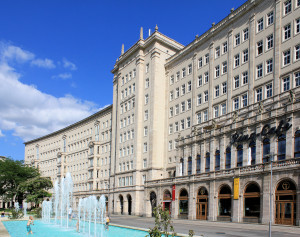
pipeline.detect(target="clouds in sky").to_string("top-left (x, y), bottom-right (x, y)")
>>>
top-left (52, 73), bottom-right (72, 80)
top-left (63, 58), bottom-right (77, 70)
top-left (0, 42), bottom-right (100, 142)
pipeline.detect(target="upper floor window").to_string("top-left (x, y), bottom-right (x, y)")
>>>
top-left (204, 91), bottom-right (208, 102)
top-left (266, 58), bottom-right (273, 74)
top-left (257, 18), bottom-right (264, 32)
top-left (181, 84), bottom-right (186, 95)
top-left (256, 87), bottom-right (262, 102)
top-left (170, 75), bottom-right (174, 85)
top-left (188, 64), bottom-right (192, 74)
top-left (243, 28), bottom-right (249, 41)
top-left (205, 54), bottom-right (209, 64)
top-left (243, 49), bottom-right (248, 63)
top-left (204, 72), bottom-right (209, 83)
top-left (283, 49), bottom-right (291, 66)
top-left (196, 155), bottom-right (201, 174)
top-left (296, 18), bottom-right (300, 34)
top-left (267, 11), bottom-right (274, 26)
top-left (198, 57), bottom-right (203, 68)
top-left (215, 65), bottom-right (220, 78)
top-left (283, 76), bottom-right (290, 91)
top-left (294, 130), bottom-right (300, 158)
top-left (243, 71), bottom-right (248, 84)
top-left (234, 75), bottom-right (240, 89)
top-left (187, 81), bottom-right (192, 92)
top-left (277, 134), bottom-right (286, 160)
top-left (205, 152), bottom-right (210, 172)
top-left (222, 82), bottom-right (227, 94)
top-left (214, 106), bottom-right (219, 118)
top-left (257, 64), bottom-right (263, 78)
top-left (249, 141), bottom-right (256, 165)
top-left (283, 24), bottom-right (291, 41)
top-left (284, 0), bottom-right (291, 15)
top-left (145, 94), bottom-right (149, 104)
top-left (295, 45), bottom-right (300, 61)
top-left (221, 103), bottom-right (226, 115)
top-left (233, 97), bottom-right (239, 111)
top-left (295, 72), bottom-right (300, 87)
top-left (266, 83), bottom-right (273, 98)
top-left (146, 63), bottom-right (149, 73)
top-left (263, 138), bottom-right (270, 163)
top-left (145, 78), bottom-right (149, 88)
top-left (225, 147), bottom-right (231, 169)
top-left (198, 75), bottom-right (202, 87)
top-left (223, 41), bottom-right (228, 54)
top-left (257, 40), bottom-right (263, 55)
top-left (215, 150), bottom-right (220, 171)
top-left (215, 85), bottom-right (220, 97)
top-left (266, 34), bottom-right (273, 50)
top-left (235, 33), bottom-right (240, 46)
top-left (176, 71), bottom-right (180, 81)
top-left (215, 46), bottom-right (220, 58)
top-left (222, 61), bottom-right (227, 74)
top-left (182, 68), bottom-right (186, 78)
top-left (242, 93), bottom-right (248, 107)
top-left (234, 54), bottom-right (240, 67)
top-left (237, 145), bottom-right (243, 167)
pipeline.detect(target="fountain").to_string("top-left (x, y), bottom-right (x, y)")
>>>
top-left (23, 202), bottom-right (28, 217)
top-left (42, 172), bottom-right (107, 236)
top-left (14, 202), bottom-right (19, 213)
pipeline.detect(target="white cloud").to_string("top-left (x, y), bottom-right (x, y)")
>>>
top-left (31, 58), bottom-right (56, 69)
top-left (63, 58), bottom-right (77, 70)
top-left (52, 73), bottom-right (72, 80)
top-left (0, 43), bottom-right (34, 63)
top-left (0, 44), bottom-right (101, 142)
top-left (0, 130), bottom-right (4, 137)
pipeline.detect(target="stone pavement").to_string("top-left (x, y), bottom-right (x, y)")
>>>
top-left (0, 221), bottom-right (10, 237)
top-left (110, 215), bottom-right (300, 237)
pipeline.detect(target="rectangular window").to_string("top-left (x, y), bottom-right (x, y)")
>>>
top-left (283, 76), bottom-right (290, 91)
top-left (169, 124), bottom-right (173, 134)
top-left (203, 110), bottom-right (208, 122)
top-left (235, 33), bottom-right (240, 46)
top-left (215, 65), bottom-right (220, 78)
top-left (214, 106), bottom-right (219, 118)
top-left (256, 88), bottom-right (262, 102)
top-left (169, 107), bottom-right (173, 117)
top-left (266, 58), bottom-right (273, 73)
top-left (257, 40), bottom-right (263, 55)
top-left (182, 68), bottom-right (186, 78)
top-left (257, 18), bottom-right (264, 32)
top-left (170, 75), bottom-right (174, 85)
top-left (198, 75), bottom-right (202, 87)
top-left (284, 0), bottom-right (291, 15)
top-left (295, 72), bottom-right (300, 87)
top-left (145, 78), bottom-right (149, 88)
top-left (215, 46), bottom-right (220, 58)
top-left (144, 143), bottom-right (148, 152)
top-left (222, 82), bottom-right (227, 94)
top-left (168, 141), bottom-right (172, 151)
top-left (267, 11), bottom-right (274, 26)
top-left (187, 81), bottom-right (192, 92)
top-left (205, 54), bottom-right (209, 64)
top-left (295, 45), bottom-right (300, 61)
top-left (176, 71), bottom-right (180, 81)
top-left (181, 101), bottom-right (185, 112)
top-left (222, 61), bottom-right (227, 74)
top-left (234, 97), bottom-right (239, 110)
top-left (175, 104), bottom-right (179, 115)
top-left (266, 83), bottom-right (273, 98)
top-left (197, 94), bottom-right (202, 105)
top-left (186, 117), bottom-right (191, 128)
top-left (234, 54), bottom-right (240, 67)
top-left (146, 64), bottom-right (149, 73)
top-left (175, 122), bottom-right (179, 132)
top-left (204, 72), bottom-right (209, 83)
top-left (204, 91), bottom-right (208, 102)
top-left (187, 99), bottom-right (191, 110)
top-left (144, 126), bottom-right (148, 136)
top-left (170, 91), bottom-right (174, 101)
top-left (283, 49), bottom-right (291, 66)
top-left (284, 24), bottom-right (291, 40)
top-left (145, 94), bottom-right (149, 104)
top-left (144, 110), bottom-right (148, 120)
top-left (243, 28), bottom-right (249, 41)
top-left (266, 34), bottom-right (273, 50)
top-left (257, 64), bottom-right (263, 78)
top-left (175, 87), bottom-right (179, 98)
top-left (215, 85), bottom-right (219, 97)
top-left (197, 112), bottom-right (201, 124)
top-left (296, 18), bottom-right (300, 34)
top-left (181, 84), bottom-right (186, 95)
top-left (242, 94), bottom-right (248, 107)
top-left (188, 64), bottom-right (192, 74)
top-left (243, 71), bottom-right (248, 84)
top-left (223, 41), bottom-right (228, 54)
top-left (234, 75), bottom-right (240, 89)
top-left (221, 103), bottom-right (226, 115)
top-left (243, 49), bottom-right (248, 63)
top-left (198, 57), bottom-right (203, 68)
top-left (180, 119), bottom-right (185, 130)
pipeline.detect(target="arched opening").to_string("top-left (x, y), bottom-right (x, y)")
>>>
top-left (275, 179), bottom-right (296, 225)
top-left (188, 157), bottom-right (192, 175)
top-left (244, 183), bottom-right (260, 223)
top-left (127, 194), bottom-right (132, 215)
top-left (237, 145), bottom-right (243, 167)
top-left (163, 190), bottom-right (172, 214)
top-left (178, 189), bottom-right (188, 219)
top-left (218, 185), bottom-right (231, 221)
top-left (294, 130), bottom-right (300, 158)
top-left (225, 147), bottom-right (231, 169)
top-left (196, 187), bottom-right (208, 220)
top-left (205, 152), bottom-right (210, 172)
top-left (215, 150), bottom-right (220, 171)
top-left (249, 141), bottom-right (256, 165)
top-left (196, 155), bottom-right (201, 174)
top-left (105, 196), bottom-right (108, 213)
top-left (119, 195), bottom-right (124, 215)
top-left (150, 192), bottom-right (157, 217)
top-left (277, 134), bottom-right (286, 160)
top-left (262, 138), bottom-right (270, 163)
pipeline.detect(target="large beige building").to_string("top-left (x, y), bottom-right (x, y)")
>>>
top-left (25, 0), bottom-right (300, 226)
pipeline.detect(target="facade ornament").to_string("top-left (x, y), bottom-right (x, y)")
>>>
top-left (211, 119), bottom-right (217, 129)
top-left (257, 101), bottom-right (264, 114)
top-left (121, 44), bottom-right (124, 55)
top-left (232, 111), bottom-right (238, 122)
top-left (289, 90), bottom-right (295, 103)
top-left (140, 27), bottom-right (143, 40)
top-left (155, 24), bottom-right (158, 31)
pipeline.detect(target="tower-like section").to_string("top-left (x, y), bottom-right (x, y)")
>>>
top-left (110, 27), bottom-right (183, 215)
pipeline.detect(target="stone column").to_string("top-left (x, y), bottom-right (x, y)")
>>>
top-left (232, 178), bottom-right (242, 222)
top-left (220, 135), bottom-right (226, 170)
top-left (285, 116), bottom-right (294, 159)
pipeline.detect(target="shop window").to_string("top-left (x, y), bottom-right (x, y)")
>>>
top-left (218, 185), bottom-right (232, 220)
top-left (277, 134), bottom-right (286, 160)
top-left (294, 130), bottom-right (300, 158)
top-left (263, 138), bottom-right (270, 163)
top-left (237, 145), bottom-right (243, 167)
top-left (215, 150), bottom-right (220, 171)
top-left (179, 189), bottom-right (189, 219)
top-left (244, 183), bottom-right (260, 221)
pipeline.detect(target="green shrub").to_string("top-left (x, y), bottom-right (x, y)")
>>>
top-left (8, 209), bottom-right (24, 219)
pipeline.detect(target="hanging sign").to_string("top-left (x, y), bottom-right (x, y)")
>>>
top-left (234, 178), bottom-right (240, 200)
top-left (172, 184), bottom-right (176, 201)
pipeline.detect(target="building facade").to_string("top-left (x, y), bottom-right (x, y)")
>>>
top-left (25, 0), bottom-right (300, 226)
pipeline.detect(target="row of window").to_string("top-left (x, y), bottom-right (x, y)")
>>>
top-left (169, 65), bottom-right (193, 85)
top-left (169, 99), bottom-right (192, 117)
top-left (181, 130), bottom-right (300, 175)
top-left (118, 176), bottom-right (133, 187)
top-left (120, 98), bottom-right (135, 114)
top-left (121, 69), bottom-right (136, 86)
top-left (119, 130), bottom-right (134, 144)
top-left (119, 161), bottom-right (134, 172)
top-left (169, 81), bottom-right (192, 101)
top-left (120, 114), bottom-right (134, 129)
top-left (168, 117), bottom-right (192, 135)
top-left (282, 44), bottom-right (300, 67)
top-left (121, 83), bottom-right (136, 100)
top-left (282, 18), bottom-right (300, 42)
top-left (119, 145), bottom-right (134, 157)
top-left (283, 0), bottom-right (300, 16)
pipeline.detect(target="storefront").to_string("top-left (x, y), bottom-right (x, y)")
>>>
top-left (178, 189), bottom-right (188, 219)
top-left (196, 187), bottom-right (208, 220)
top-left (163, 190), bottom-right (172, 214)
top-left (218, 185), bottom-right (231, 221)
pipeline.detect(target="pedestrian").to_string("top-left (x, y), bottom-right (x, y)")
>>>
top-left (105, 216), bottom-right (110, 230)
top-left (26, 216), bottom-right (34, 235)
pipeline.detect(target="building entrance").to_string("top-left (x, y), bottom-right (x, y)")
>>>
top-left (275, 180), bottom-right (296, 225)
top-left (196, 187), bottom-right (208, 220)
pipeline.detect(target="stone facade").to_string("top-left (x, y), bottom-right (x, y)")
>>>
top-left (24, 0), bottom-right (300, 226)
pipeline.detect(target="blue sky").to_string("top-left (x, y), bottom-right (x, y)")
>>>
top-left (0, 0), bottom-right (247, 160)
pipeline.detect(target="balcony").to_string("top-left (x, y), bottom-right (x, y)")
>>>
top-left (145, 157), bottom-right (300, 187)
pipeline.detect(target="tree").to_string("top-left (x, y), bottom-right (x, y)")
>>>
top-left (0, 157), bottom-right (39, 204)
top-left (17, 176), bottom-right (53, 206)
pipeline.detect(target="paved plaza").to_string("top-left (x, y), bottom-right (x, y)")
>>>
top-left (110, 215), bottom-right (300, 237)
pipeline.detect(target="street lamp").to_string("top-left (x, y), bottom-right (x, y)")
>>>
top-left (268, 152), bottom-right (274, 237)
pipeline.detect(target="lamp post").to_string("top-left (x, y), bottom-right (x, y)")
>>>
top-left (269, 152), bottom-right (274, 237)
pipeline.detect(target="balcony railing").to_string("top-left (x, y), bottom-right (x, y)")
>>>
top-left (145, 157), bottom-right (300, 186)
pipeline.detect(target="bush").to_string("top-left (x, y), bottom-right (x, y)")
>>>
top-left (32, 207), bottom-right (42, 218)
top-left (8, 209), bottom-right (24, 219)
